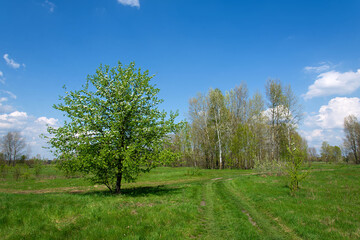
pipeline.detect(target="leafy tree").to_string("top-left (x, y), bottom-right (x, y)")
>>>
top-left (265, 80), bottom-right (302, 162)
top-left (46, 62), bottom-right (180, 193)
top-left (286, 141), bottom-right (308, 195)
top-left (229, 123), bottom-right (257, 169)
top-left (321, 142), bottom-right (342, 163)
top-left (208, 88), bottom-right (228, 169)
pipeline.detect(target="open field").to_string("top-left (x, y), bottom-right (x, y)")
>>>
top-left (0, 163), bottom-right (359, 239)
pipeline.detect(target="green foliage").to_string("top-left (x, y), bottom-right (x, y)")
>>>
top-left (321, 141), bottom-right (342, 163)
top-left (0, 164), bottom-right (8, 179)
top-left (34, 161), bottom-right (43, 178)
top-left (253, 158), bottom-right (286, 176)
top-left (185, 166), bottom-right (202, 176)
top-left (46, 61), bottom-right (180, 193)
top-left (13, 165), bottom-right (22, 181)
top-left (229, 123), bottom-right (257, 169)
top-left (22, 166), bottom-right (31, 180)
top-left (286, 142), bottom-right (308, 195)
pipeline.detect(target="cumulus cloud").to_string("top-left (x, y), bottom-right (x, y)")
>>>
top-left (0, 111), bottom-right (59, 159)
top-left (3, 54), bottom-right (21, 69)
top-left (303, 69), bottom-right (360, 99)
top-left (42, 0), bottom-right (55, 13)
top-left (36, 116), bottom-right (58, 126)
top-left (304, 64), bottom-right (330, 73)
top-left (117, 0), bottom-right (140, 8)
top-left (0, 111), bottom-right (28, 129)
top-left (315, 97), bottom-right (360, 129)
top-left (301, 97), bottom-right (360, 149)
top-left (301, 129), bottom-right (323, 142)
top-left (305, 97), bottom-right (360, 130)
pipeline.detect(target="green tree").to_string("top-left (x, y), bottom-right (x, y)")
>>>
top-left (229, 123), bottom-right (257, 169)
top-left (46, 62), bottom-right (180, 193)
top-left (321, 142), bottom-right (342, 163)
top-left (208, 88), bottom-right (228, 169)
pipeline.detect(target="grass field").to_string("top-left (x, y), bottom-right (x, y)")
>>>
top-left (0, 163), bottom-right (359, 239)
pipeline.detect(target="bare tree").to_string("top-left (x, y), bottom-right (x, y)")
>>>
top-left (343, 115), bottom-right (360, 164)
top-left (1, 132), bottom-right (26, 166)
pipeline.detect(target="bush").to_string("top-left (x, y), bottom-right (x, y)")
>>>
top-left (34, 163), bottom-right (42, 178)
top-left (185, 166), bottom-right (202, 176)
top-left (13, 165), bottom-right (22, 181)
top-left (254, 158), bottom-right (286, 176)
top-left (286, 143), bottom-right (309, 195)
top-left (0, 164), bottom-right (9, 179)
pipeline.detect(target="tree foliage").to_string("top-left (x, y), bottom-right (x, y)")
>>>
top-left (174, 80), bottom-right (306, 172)
top-left (47, 62), bottom-right (180, 193)
top-left (320, 141), bottom-right (342, 163)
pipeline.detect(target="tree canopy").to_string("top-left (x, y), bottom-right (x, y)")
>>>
top-left (47, 62), bottom-right (180, 193)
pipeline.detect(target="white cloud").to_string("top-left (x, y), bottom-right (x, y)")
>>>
top-left (300, 129), bottom-right (323, 142)
top-left (0, 91), bottom-right (15, 113)
top-left (1, 90), bottom-right (17, 99)
top-left (36, 116), bottom-right (58, 126)
top-left (42, 0), bottom-right (55, 13)
top-left (301, 97), bottom-right (360, 149)
top-left (304, 64), bottom-right (330, 73)
top-left (0, 71), bottom-right (4, 84)
top-left (0, 111), bottom-right (28, 129)
top-left (305, 97), bottom-right (360, 130)
top-left (303, 69), bottom-right (360, 99)
top-left (315, 97), bottom-right (360, 129)
top-left (0, 111), bottom-right (59, 159)
top-left (9, 111), bottom-right (28, 118)
top-left (3, 54), bottom-right (21, 69)
top-left (117, 0), bottom-right (140, 8)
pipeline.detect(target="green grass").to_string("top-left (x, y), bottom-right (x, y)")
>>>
top-left (0, 163), bottom-right (359, 239)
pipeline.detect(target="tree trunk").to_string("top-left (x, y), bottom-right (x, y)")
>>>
top-left (115, 172), bottom-right (122, 194)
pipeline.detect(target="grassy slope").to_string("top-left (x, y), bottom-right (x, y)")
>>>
top-left (0, 163), bottom-right (359, 239)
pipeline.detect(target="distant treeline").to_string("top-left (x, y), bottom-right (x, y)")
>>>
top-left (168, 79), bottom-right (357, 169)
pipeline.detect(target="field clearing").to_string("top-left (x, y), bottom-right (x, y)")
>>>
top-left (0, 163), bottom-right (359, 239)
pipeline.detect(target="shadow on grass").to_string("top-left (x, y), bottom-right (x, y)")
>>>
top-left (73, 185), bottom-right (182, 198)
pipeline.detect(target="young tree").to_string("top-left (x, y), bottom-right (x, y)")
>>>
top-left (208, 88), bottom-right (228, 169)
top-left (189, 93), bottom-right (213, 168)
top-left (343, 115), bottom-right (360, 164)
top-left (1, 132), bottom-right (26, 166)
top-left (46, 62), bottom-right (180, 193)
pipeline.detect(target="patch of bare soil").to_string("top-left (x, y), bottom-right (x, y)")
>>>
top-left (211, 177), bottom-right (223, 181)
top-left (242, 209), bottom-right (258, 227)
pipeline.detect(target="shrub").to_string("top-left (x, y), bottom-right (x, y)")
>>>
top-left (254, 158), bottom-right (286, 176)
top-left (286, 143), bottom-right (309, 195)
top-left (0, 164), bottom-right (9, 179)
top-left (13, 165), bottom-right (22, 181)
top-left (34, 163), bottom-right (42, 178)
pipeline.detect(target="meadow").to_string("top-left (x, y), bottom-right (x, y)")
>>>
top-left (0, 163), bottom-right (359, 239)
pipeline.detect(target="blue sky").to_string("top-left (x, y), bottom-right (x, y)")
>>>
top-left (0, 0), bottom-right (360, 158)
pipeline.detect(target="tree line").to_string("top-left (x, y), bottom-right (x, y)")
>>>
top-left (170, 80), bottom-right (307, 169)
